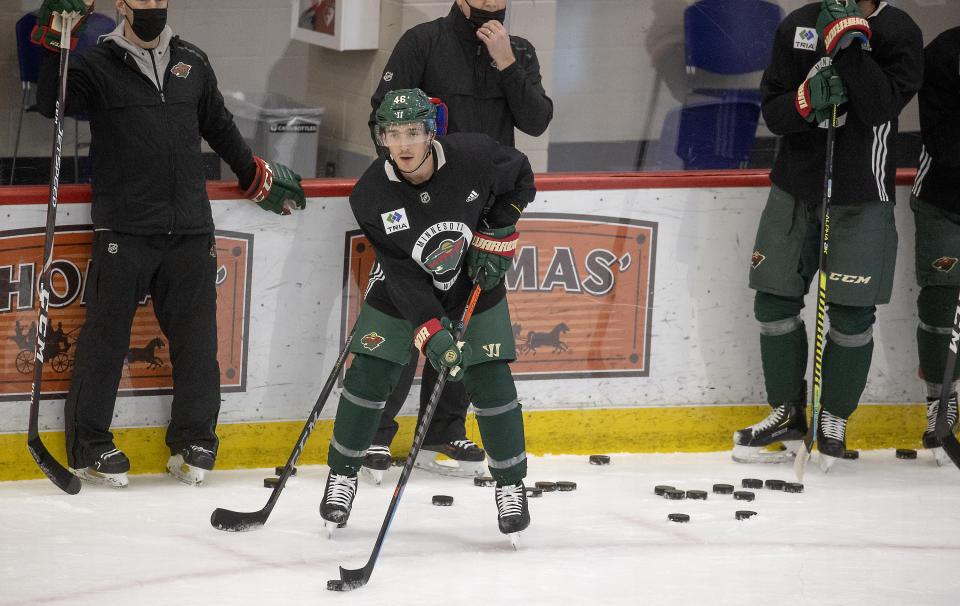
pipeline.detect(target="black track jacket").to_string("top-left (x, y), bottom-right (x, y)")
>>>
top-left (37, 37), bottom-right (255, 235)
top-left (350, 133), bottom-right (535, 328)
top-left (761, 2), bottom-right (922, 205)
top-left (369, 4), bottom-right (553, 147)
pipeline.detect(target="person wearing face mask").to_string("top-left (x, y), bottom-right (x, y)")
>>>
top-left (362, 0), bottom-right (552, 484)
top-left (33, 0), bottom-right (307, 488)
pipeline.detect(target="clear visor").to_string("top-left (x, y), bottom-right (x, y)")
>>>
top-left (375, 120), bottom-right (436, 147)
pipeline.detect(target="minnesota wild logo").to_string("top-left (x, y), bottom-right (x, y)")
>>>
top-left (424, 236), bottom-right (466, 274)
top-left (360, 332), bottom-right (386, 351)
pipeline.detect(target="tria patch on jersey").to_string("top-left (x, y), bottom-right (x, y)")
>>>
top-left (793, 27), bottom-right (818, 51)
top-left (171, 61), bottom-right (192, 78)
top-left (381, 208), bottom-right (410, 234)
top-left (360, 332), bottom-right (386, 351)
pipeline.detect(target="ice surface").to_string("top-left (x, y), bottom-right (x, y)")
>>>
top-left (2, 451), bottom-right (959, 605)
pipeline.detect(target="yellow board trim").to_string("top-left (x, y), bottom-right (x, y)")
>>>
top-left (0, 405), bottom-right (930, 482)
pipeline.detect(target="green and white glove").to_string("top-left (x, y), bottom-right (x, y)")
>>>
top-left (32, 0), bottom-right (94, 51)
top-left (795, 64), bottom-right (847, 124)
top-left (466, 225), bottom-right (518, 290)
top-left (243, 156), bottom-right (307, 215)
top-left (414, 317), bottom-right (472, 382)
top-left (816, 0), bottom-right (870, 57)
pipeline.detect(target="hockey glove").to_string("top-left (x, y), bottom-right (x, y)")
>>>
top-left (243, 156), bottom-right (307, 215)
top-left (32, 0), bottom-right (94, 51)
top-left (414, 317), bottom-right (472, 382)
top-left (466, 225), bottom-right (518, 291)
top-left (795, 65), bottom-right (847, 123)
top-left (816, 0), bottom-right (871, 57)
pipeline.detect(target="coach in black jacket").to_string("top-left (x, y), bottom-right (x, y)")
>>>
top-left (363, 0), bottom-right (552, 477)
top-left (33, 0), bottom-right (306, 488)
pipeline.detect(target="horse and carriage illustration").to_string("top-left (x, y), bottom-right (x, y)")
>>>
top-left (514, 322), bottom-right (570, 356)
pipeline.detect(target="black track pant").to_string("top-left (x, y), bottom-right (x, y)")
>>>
top-left (372, 346), bottom-right (471, 447)
top-left (64, 232), bottom-right (221, 468)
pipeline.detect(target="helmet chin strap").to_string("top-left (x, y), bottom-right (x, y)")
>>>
top-left (396, 143), bottom-right (434, 175)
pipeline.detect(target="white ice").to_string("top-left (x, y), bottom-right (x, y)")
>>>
top-left (2, 451), bottom-right (959, 606)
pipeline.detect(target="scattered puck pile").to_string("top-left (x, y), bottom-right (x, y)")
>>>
top-left (657, 476), bottom-right (804, 523)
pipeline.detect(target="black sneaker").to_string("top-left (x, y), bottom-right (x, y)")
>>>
top-left (495, 481), bottom-right (530, 535)
top-left (320, 471), bottom-right (358, 526)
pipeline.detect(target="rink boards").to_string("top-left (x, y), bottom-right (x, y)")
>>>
top-left (0, 172), bottom-right (930, 480)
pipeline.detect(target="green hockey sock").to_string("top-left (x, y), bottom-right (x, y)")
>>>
top-left (464, 362), bottom-right (526, 484)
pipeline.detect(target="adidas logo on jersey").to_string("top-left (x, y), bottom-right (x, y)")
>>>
top-left (466, 190), bottom-right (479, 203)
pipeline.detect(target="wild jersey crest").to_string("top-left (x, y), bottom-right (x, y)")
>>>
top-left (412, 221), bottom-right (473, 290)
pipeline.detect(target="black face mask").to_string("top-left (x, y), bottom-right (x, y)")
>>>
top-left (466, 5), bottom-right (506, 30)
top-left (123, 1), bottom-right (167, 42)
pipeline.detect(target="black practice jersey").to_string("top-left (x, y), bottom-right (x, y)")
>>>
top-left (350, 133), bottom-right (536, 328)
top-left (912, 26), bottom-right (960, 212)
top-left (761, 2), bottom-right (922, 205)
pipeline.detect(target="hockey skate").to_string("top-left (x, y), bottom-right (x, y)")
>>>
top-left (732, 402), bottom-right (807, 463)
top-left (167, 445), bottom-right (215, 486)
top-left (360, 444), bottom-right (391, 486)
top-left (414, 438), bottom-right (486, 477)
top-left (72, 447), bottom-right (130, 488)
top-left (320, 470), bottom-right (358, 538)
top-left (495, 481), bottom-right (530, 549)
top-left (816, 409), bottom-right (847, 473)
top-left (923, 395), bottom-right (958, 467)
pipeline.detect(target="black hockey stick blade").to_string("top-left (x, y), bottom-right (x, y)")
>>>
top-left (210, 327), bottom-right (355, 531)
top-left (27, 436), bottom-right (81, 494)
top-left (327, 565), bottom-right (370, 592)
top-left (934, 293), bottom-right (960, 471)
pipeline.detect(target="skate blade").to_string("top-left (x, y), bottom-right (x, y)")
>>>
top-left (359, 465), bottom-right (385, 486)
top-left (934, 447), bottom-right (951, 467)
top-left (508, 532), bottom-right (521, 550)
top-left (166, 454), bottom-right (206, 486)
top-left (323, 519), bottom-right (346, 539)
top-left (413, 451), bottom-right (486, 478)
top-left (72, 467), bottom-right (129, 488)
top-left (817, 452), bottom-right (841, 473)
top-left (731, 442), bottom-right (799, 464)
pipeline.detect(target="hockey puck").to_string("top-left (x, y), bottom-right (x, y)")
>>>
top-left (667, 513), bottom-right (690, 523)
top-left (535, 481), bottom-right (558, 492)
top-left (274, 466), bottom-right (296, 476)
top-left (263, 477), bottom-right (279, 488)
top-left (556, 481), bottom-right (577, 491)
top-left (842, 449), bottom-right (860, 460)
top-left (431, 495), bottom-right (454, 506)
top-left (686, 489), bottom-right (708, 500)
top-left (712, 483), bottom-right (734, 495)
top-left (525, 487), bottom-right (543, 498)
top-left (784, 482), bottom-right (804, 493)
top-left (733, 490), bottom-right (755, 502)
top-left (741, 478), bottom-right (763, 489)
top-left (654, 484), bottom-right (675, 496)
top-left (895, 448), bottom-right (918, 460)
top-left (589, 454), bottom-right (611, 465)
top-left (663, 489), bottom-right (686, 500)
top-left (764, 479), bottom-right (785, 491)
top-left (474, 476), bottom-right (496, 487)
top-left (735, 510), bottom-right (758, 520)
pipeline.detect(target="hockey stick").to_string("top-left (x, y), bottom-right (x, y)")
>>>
top-left (328, 271), bottom-right (485, 592)
top-left (934, 293), bottom-right (960, 469)
top-left (210, 324), bottom-right (357, 531)
top-left (27, 17), bottom-right (82, 495)
top-left (794, 106), bottom-right (837, 482)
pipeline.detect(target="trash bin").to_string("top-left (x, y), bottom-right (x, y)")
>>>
top-left (221, 91), bottom-right (325, 180)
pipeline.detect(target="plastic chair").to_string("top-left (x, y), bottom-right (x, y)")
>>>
top-left (684, 0), bottom-right (783, 77)
top-left (10, 11), bottom-right (115, 185)
top-left (658, 101), bottom-right (762, 170)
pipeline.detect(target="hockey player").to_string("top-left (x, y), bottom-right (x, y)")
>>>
top-left (322, 88), bottom-right (534, 540)
top-left (362, 0), bottom-right (553, 481)
top-left (33, 0), bottom-right (307, 487)
top-left (910, 26), bottom-right (960, 465)
top-left (734, 0), bottom-right (922, 470)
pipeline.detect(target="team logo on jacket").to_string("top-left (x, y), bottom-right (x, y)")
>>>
top-left (794, 27), bottom-right (818, 51)
top-left (360, 332), bottom-right (386, 351)
top-left (171, 62), bottom-right (192, 79)
top-left (751, 250), bottom-right (765, 269)
top-left (413, 221), bottom-right (473, 290)
top-left (933, 256), bottom-right (958, 273)
top-left (381, 208), bottom-right (410, 234)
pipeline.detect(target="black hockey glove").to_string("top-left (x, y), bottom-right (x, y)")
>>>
top-left (467, 225), bottom-right (518, 290)
top-left (414, 317), bottom-right (472, 382)
top-left (243, 156), bottom-right (307, 215)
